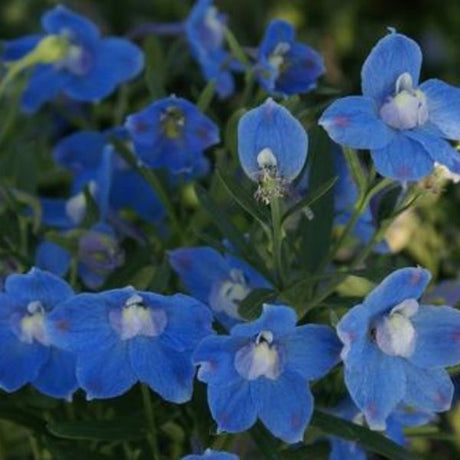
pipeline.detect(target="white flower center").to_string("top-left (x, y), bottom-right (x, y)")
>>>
top-left (379, 73), bottom-right (428, 130)
top-left (209, 269), bottom-right (250, 319)
top-left (234, 330), bottom-right (281, 380)
top-left (268, 42), bottom-right (291, 72)
top-left (204, 6), bottom-right (225, 48)
top-left (19, 301), bottom-right (50, 345)
top-left (374, 298), bottom-right (418, 358)
top-left (113, 294), bottom-right (167, 340)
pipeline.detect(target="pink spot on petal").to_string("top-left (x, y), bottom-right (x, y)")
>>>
top-left (410, 269), bottom-right (423, 285)
top-left (334, 116), bottom-right (349, 127)
top-left (453, 330), bottom-right (460, 342)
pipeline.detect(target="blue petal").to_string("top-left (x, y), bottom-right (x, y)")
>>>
top-left (0, 327), bottom-right (49, 392)
top-left (141, 293), bottom-right (213, 352)
top-left (77, 341), bottom-right (136, 399)
top-left (344, 339), bottom-right (406, 430)
top-left (130, 338), bottom-right (195, 403)
top-left (319, 96), bottom-right (395, 149)
top-left (409, 305), bottom-right (460, 367)
top-left (371, 133), bottom-right (434, 181)
top-left (224, 255), bottom-right (271, 290)
top-left (406, 127), bottom-right (460, 174)
top-left (423, 280), bottom-right (460, 307)
top-left (5, 267), bottom-right (74, 310)
top-left (403, 363), bottom-right (453, 413)
top-left (258, 20), bottom-right (295, 57)
top-left (183, 450), bottom-right (238, 460)
top-left (2, 34), bottom-right (43, 61)
top-left (283, 324), bottom-right (341, 380)
top-left (251, 371), bottom-right (313, 443)
top-left (33, 348), bottom-right (78, 400)
top-left (238, 98), bottom-right (308, 181)
top-left (53, 131), bottom-right (106, 174)
top-left (42, 5), bottom-right (100, 45)
top-left (361, 32), bottom-right (422, 104)
top-left (330, 439), bottom-right (366, 460)
top-left (193, 335), bottom-right (244, 386)
top-left (35, 241), bottom-right (71, 277)
top-left (208, 379), bottom-right (257, 433)
top-left (363, 267), bottom-right (431, 315)
top-left (230, 304), bottom-right (297, 338)
top-left (420, 79), bottom-right (460, 140)
top-left (385, 416), bottom-right (405, 446)
top-left (21, 65), bottom-right (68, 113)
top-left (46, 291), bottom-right (121, 352)
top-left (168, 247), bottom-right (231, 303)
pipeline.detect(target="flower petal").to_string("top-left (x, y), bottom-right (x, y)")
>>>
top-left (238, 98), bottom-right (308, 181)
top-left (361, 32), bottom-right (422, 104)
top-left (207, 379), bottom-right (257, 433)
top-left (409, 305), bottom-right (460, 367)
top-left (5, 268), bottom-right (74, 310)
top-left (403, 363), bottom-right (453, 413)
top-left (283, 324), bottom-right (341, 380)
top-left (420, 79), bottom-right (460, 140)
top-left (319, 96), bottom-right (395, 149)
top-left (251, 371), bottom-right (313, 443)
top-left (77, 341), bottom-right (136, 399)
top-left (230, 304), bottom-right (297, 338)
top-left (370, 133), bottom-right (434, 181)
top-left (35, 241), bottom-right (71, 278)
top-left (33, 348), bottom-right (78, 400)
top-left (406, 128), bottom-right (460, 174)
top-left (363, 267), bottom-right (431, 315)
top-left (130, 338), bottom-right (195, 403)
top-left (344, 340), bottom-right (406, 430)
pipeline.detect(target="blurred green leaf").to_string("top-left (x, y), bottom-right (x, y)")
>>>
top-left (197, 79), bottom-right (216, 112)
top-left (238, 288), bottom-right (277, 320)
top-left (144, 36), bottom-right (167, 98)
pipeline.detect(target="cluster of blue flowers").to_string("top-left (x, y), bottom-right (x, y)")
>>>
top-left (2, 2), bottom-right (460, 459)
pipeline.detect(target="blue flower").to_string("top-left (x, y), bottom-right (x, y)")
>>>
top-left (2, 5), bottom-right (144, 113)
top-left (53, 129), bottom-right (165, 224)
top-left (182, 449), bottom-right (238, 460)
top-left (47, 287), bottom-right (213, 400)
top-left (125, 96), bottom-right (220, 174)
top-left (238, 98), bottom-right (308, 202)
top-left (0, 268), bottom-right (77, 399)
top-left (185, 0), bottom-right (238, 98)
top-left (168, 246), bottom-right (271, 329)
top-left (337, 267), bottom-right (460, 430)
top-left (255, 20), bottom-right (325, 96)
top-left (328, 398), bottom-right (434, 459)
top-left (319, 31), bottom-right (460, 182)
top-left (193, 304), bottom-right (341, 443)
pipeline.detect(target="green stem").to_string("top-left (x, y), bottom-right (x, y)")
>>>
top-left (270, 198), bottom-right (284, 288)
top-left (141, 384), bottom-right (160, 460)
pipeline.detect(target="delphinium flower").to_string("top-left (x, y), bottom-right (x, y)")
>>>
top-left (337, 267), bottom-right (460, 430)
top-left (194, 304), bottom-right (341, 443)
top-left (47, 287), bottom-right (213, 400)
top-left (184, 0), bottom-right (239, 98)
top-left (238, 98), bottom-right (308, 203)
top-left (125, 96), bottom-right (220, 174)
top-left (255, 20), bottom-right (325, 95)
top-left (168, 246), bottom-right (271, 329)
top-left (2, 5), bottom-right (144, 113)
top-left (182, 449), bottom-right (238, 460)
top-left (327, 398), bottom-right (434, 459)
top-left (52, 128), bottom-right (165, 224)
top-left (319, 30), bottom-right (460, 182)
top-left (0, 268), bottom-right (77, 399)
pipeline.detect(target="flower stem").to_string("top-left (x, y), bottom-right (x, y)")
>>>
top-left (270, 198), bottom-right (284, 288)
top-left (140, 384), bottom-right (160, 460)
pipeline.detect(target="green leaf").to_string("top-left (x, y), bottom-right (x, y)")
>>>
top-left (217, 168), bottom-right (270, 231)
top-left (310, 411), bottom-right (416, 460)
top-left (224, 27), bottom-right (249, 66)
top-left (224, 108), bottom-right (246, 160)
top-left (48, 418), bottom-right (146, 441)
top-left (0, 402), bottom-right (47, 433)
top-left (282, 176), bottom-right (338, 225)
top-left (143, 36), bottom-right (166, 98)
top-left (197, 79), bottom-right (216, 112)
top-left (342, 147), bottom-right (368, 199)
top-left (298, 127), bottom-right (335, 274)
top-left (238, 288), bottom-right (277, 320)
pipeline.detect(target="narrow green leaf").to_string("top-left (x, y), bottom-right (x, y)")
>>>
top-left (238, 288), bottom-right (277, 320)
top-left (311, 411), bottom-right (416, 460)
top-left (143, 36), bottom-right (166, 98)
top-left (342, 147), bottom-right (368, 199)
top-left (48, 418), bottom-right (146, 441)
top-left (224, 108), bottom-right (246, 160)
top-left (224, 28), bottom-right (249, 66)
top-left (0, 402), bottom-right (47, 433)
top-left (197, 79), bottom-right (216, 112)
top-left (282, 176), bottom-right (338, 224)
top-left (217, 168), bottom-right (270, 230)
